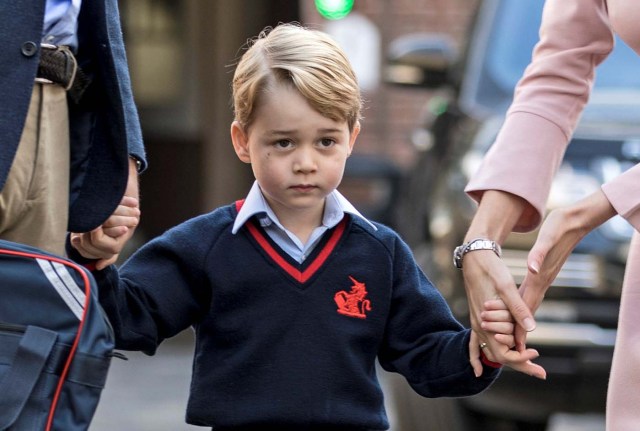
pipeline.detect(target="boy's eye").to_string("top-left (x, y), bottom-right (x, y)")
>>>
top-left (319, 138), bottom-right (336, 148)
top-left (275, 140), bottom-right (293, 149)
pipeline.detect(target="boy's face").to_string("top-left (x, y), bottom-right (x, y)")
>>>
top-left (231, 83), bottom-right (359, 224)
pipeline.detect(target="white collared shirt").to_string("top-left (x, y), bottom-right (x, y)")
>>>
top-left (232, 181), bottom-right (377, 263)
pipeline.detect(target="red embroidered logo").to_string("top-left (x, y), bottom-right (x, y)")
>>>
top-left (334, 276), bottom-right (371, 319)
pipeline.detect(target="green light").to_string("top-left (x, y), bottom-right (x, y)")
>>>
top-left (428, 96), bottom-right (449, 116)
top-left (315, 0), bottom-right (354, 20)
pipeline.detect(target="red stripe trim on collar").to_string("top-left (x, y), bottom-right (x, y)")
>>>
top-left (245, 218), bottom-right (347, 284)
top-left (235, 199), bottom-right (245, 212)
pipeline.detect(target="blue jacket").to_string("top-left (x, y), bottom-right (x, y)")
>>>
top-left (87, 202), bottom-right (500, 430)
top-left (0, 1), bottom-right (146, 232)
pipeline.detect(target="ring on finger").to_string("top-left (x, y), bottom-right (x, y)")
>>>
top-left (479, 342), bottom-right (488, 349)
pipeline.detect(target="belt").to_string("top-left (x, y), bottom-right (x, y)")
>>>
top-left (37, 44), bottom-right (91, 104)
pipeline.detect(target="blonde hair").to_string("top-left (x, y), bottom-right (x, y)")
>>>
top-left (232, 23), bottom-right (362, 131)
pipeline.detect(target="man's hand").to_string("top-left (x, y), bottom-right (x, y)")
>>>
top-left (70, 195), bottom-right (140, 269)
top-left (70, 157), bottom-right (142, 270)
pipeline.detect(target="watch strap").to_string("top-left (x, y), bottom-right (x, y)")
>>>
top-left (453, 238), bottom-right (501, 269)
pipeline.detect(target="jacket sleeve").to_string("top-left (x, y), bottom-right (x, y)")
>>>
top-left (602, 164), bottom-right (640, 232)
top-left (465, 0), bottom-right (617, 232)
top-left (377, 236), bottom-right (499, 397)
top-left (106, 0), bottom-right (146, 168)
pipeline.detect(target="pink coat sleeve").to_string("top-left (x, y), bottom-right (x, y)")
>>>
top-left (464, 0), bottom-right (634, 232)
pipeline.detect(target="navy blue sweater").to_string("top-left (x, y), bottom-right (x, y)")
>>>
top-left (94, 202), bottom-right (499, 430)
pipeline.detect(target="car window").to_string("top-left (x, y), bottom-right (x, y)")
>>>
top-left (486, 1), bottom-right (542, 94)
top-left (493, 0), bottom-right (640, 89)
top-left (471, 0), bottom-right (640, 116)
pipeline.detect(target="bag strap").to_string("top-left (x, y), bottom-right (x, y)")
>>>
top-left (0, 326), bottom-right (57, 429)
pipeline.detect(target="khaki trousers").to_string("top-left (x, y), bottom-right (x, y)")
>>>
top-left (0, 83), bottom-right (70, 256)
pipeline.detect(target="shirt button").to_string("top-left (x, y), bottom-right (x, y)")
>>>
top-left (21, 41), bottom-right (38, 57)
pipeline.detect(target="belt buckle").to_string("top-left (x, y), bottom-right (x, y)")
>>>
top-left (58, 46), bottom-right (78, 91)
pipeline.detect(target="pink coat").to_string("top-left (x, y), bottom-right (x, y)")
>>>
top-left (465, 1), bottom-right (639, 429)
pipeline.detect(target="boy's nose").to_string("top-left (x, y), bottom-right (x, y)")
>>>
top-left (293, 148), bottom-right (317, 173)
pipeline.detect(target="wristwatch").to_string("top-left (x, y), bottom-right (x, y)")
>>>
top-left (453, 238), bottom-right (502, 269)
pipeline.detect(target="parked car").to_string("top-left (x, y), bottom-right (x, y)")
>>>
top-left (381, 0), bottom-right (640, 429)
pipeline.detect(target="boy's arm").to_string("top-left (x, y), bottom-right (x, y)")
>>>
top-left (377, 236), bottom-right (501, 398)
top-left (68, 219), bottom-right (212, 354)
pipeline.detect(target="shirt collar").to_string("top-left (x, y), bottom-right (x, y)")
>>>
top-left (232, 181), bottom-right (377, 234)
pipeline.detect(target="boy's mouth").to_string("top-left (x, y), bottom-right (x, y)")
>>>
top-left (290, 184), bottom-right (317, 192)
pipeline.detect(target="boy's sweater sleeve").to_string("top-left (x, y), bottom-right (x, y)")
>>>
top-left (93, 219), bottom-right (214, 355)
top-left (377, 235), bottom-right (500, 397)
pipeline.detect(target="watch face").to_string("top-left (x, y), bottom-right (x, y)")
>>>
top-left (453, 246), bottom-right (463, 268)
top-left (453, 240), bottom-right (501, 269)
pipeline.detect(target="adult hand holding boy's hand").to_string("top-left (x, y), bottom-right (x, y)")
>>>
top-left (465, 252), bottom-right (546, 380)
top-left (70, 195), bottom-right (140, 270)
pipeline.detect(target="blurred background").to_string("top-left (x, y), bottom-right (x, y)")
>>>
top-left (108, 0), bottom-right (475, 243)
top-left (92, 0), bottom-right (640, 429)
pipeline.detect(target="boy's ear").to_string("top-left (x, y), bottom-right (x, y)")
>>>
top-left (348, 121), bottom-right (361, 155)
top-left (231, 121), bottom-right (251, 163)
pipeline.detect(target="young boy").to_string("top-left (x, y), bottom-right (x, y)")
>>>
top-left (70, 23), bottom-right (516, 430)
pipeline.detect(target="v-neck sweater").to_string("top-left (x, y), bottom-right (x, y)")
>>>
top-left (94, 202), bottom-right (499, 430)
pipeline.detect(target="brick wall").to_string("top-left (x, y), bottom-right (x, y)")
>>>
top-left (301, 0), bottom-right (479, 170)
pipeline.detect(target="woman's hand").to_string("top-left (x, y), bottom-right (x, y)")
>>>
top-left (464, 251), bottom-right (546, 379)
top-left (462, 190), bottom-right (544, 378)
top-left (477, 299), bottom-right (546, 379)
top-left (518, 189), bottom-right (616, 339)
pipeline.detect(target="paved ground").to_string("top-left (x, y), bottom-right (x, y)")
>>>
top-left (91, 330), bottom-right (201, 430)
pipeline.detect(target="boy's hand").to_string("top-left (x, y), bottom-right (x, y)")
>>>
top-left (471, 299), bottom-right (546, 380)
top-left (480, 299), bottom-right (516, 347)
top-left (70, 196), bottom-right (140, 270)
